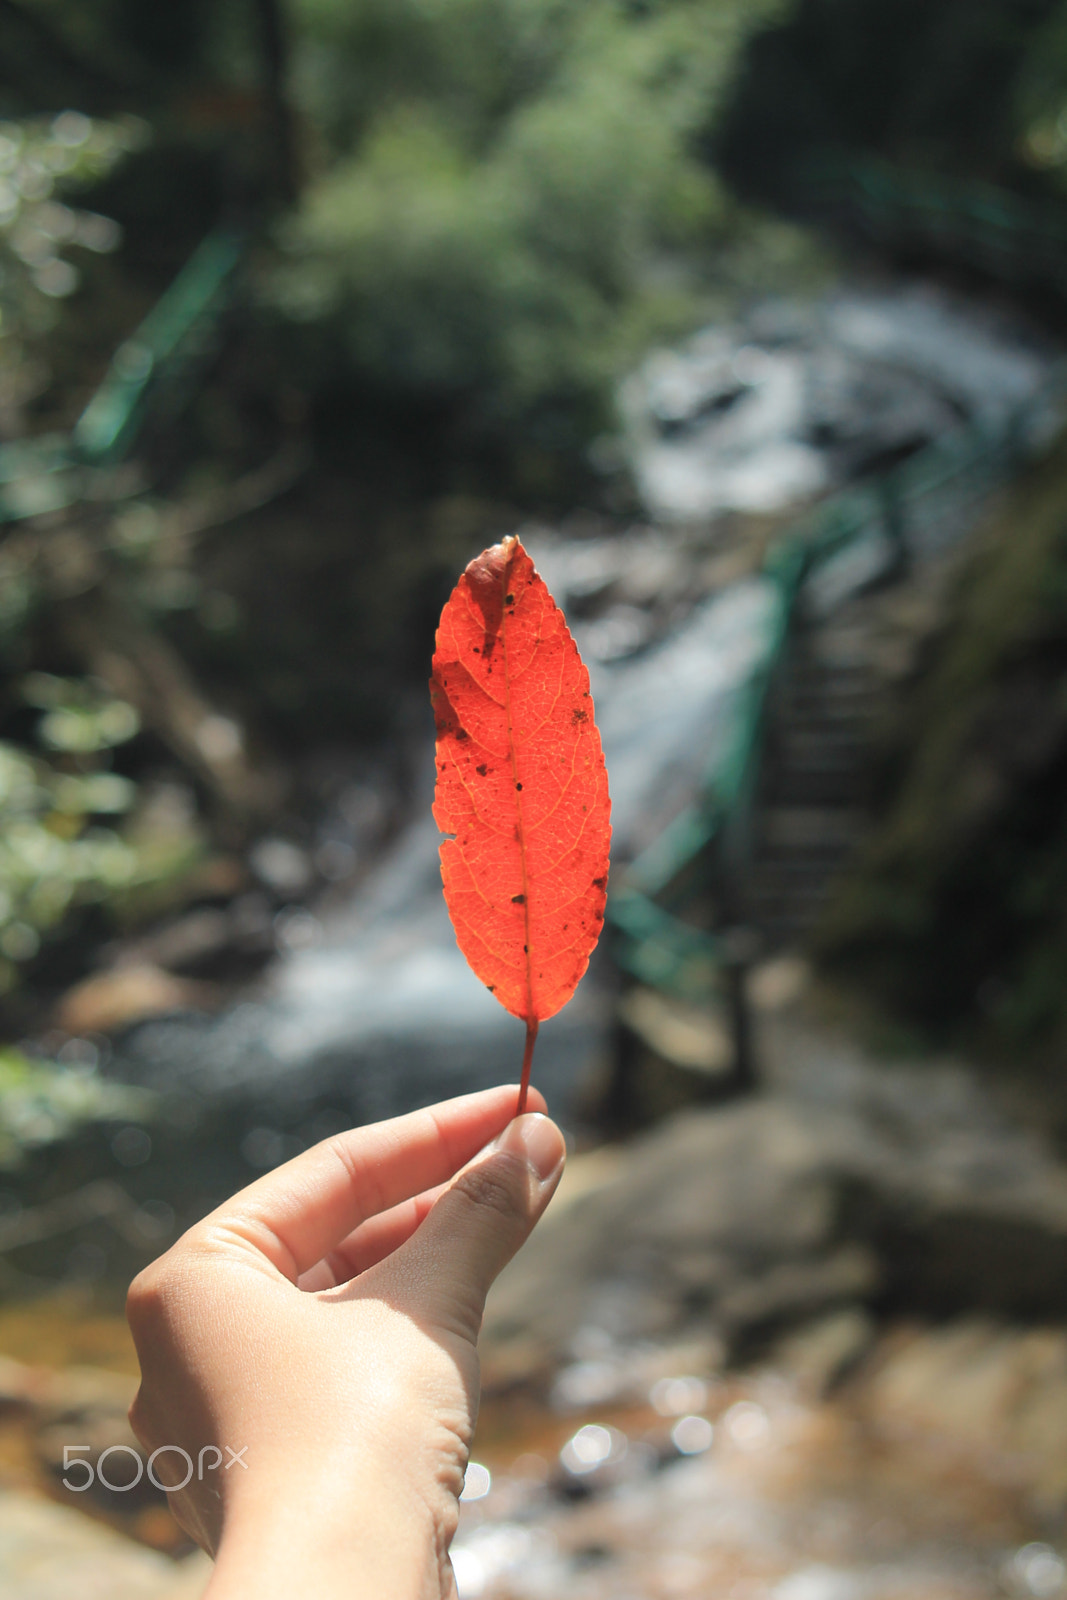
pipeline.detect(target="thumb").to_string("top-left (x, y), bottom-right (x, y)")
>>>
top-left (390, 1113), bottom-right (565, 1343)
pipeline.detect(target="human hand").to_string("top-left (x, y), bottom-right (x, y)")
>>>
top-left (125, 1085), bottom-right (565, 1599)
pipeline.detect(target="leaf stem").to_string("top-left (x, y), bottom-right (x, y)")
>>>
top-left (517, 1017), bottom-right (539, 1116)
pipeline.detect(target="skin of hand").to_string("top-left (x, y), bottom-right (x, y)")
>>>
top-left (125, 1085), bottom-right (565, 1599)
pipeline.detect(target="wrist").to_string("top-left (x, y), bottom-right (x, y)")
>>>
top-left (205, 1464), bottom-right (446, 1600)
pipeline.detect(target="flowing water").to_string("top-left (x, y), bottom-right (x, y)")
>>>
top-left (452, 1357), bottom-right (1067, 1600)
top-left (111, 277), bottom-right (1060, 1133)
top-left (3, 277), bottom-right (1066, 1600)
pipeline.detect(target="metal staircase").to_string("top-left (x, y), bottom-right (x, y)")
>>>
top-left (607, 365), bottom-right (1067, 1006)
top-left (743, 608), bottom-right (886, 949)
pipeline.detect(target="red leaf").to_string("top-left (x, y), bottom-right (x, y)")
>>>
top-left (431, 535), bottom-right (612, 1105)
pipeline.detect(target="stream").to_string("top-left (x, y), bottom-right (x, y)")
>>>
top-left (109, 277), bottom-right (1060, 1135)
top-left (2, 276), bottom-right (1067, 1599)
top-left (451, 1358), bottom-right (1065, 1600)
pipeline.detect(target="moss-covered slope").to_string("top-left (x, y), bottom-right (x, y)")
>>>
top-left (817, 432), bottom-right (1067, 1066)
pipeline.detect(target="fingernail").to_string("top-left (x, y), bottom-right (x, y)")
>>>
top-left (480, 1114), bottom-right (565, 1185)
top-left (509, 1113), bottom-right (564, 1183)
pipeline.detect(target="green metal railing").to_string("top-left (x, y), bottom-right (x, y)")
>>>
top-left (0, 227), bottom-right (245, 525)
top-left (5, 154), bottom-right (1061, 1006)
top-left (606, 366), bottom-right (1067, 1000)
top-left (607, 154), bottom-right (1067, 1001)
top-left (72, 228), bottom-right (244, 467)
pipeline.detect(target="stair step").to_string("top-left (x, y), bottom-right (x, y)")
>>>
top-left (781, 704), bottom-right (882, 731)
top-left (746, 892), bottom-right (832, 920)
top-left (751, 866), bottom-right (852, 890)
top-left (760, 805), bottom-right (866, 840)
top-left (782, 695), bottom-right (882, 719)
top-left (747, 909), bottom-right (831, 936)
top-left (784, 659), bottom-right (879, 684)
top-left (775, 754), bottom-right (866, 781)
top-left (783, 678), bottom-right (883, 702)
top-left (770, 773), bottom-right (872, 805)
top-left (779, 726), bottom-right (868, 754)
top-left (748, 850), bottom-right (851, 876)
top-left (748, 863), bottom-right (851, 891)
top-left (745, 888), bottom-right (837, 915)
top-left (749, 910), bottom-right (823, 942)
top-left (781, 685), bottom-right (881, 710)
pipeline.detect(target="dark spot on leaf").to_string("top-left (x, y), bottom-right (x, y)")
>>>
top-left (571, 707), bottom-right (588, 725)
top-left (515, 782), bottom-right (523, 791)
top-left (592, 876), bottom-right (606, 889)
top-left (505, 592), bottom-right (515, 605)
top-left (476, 764), bottom-right (488, 775)
top-left (429, 673), bottom-right (468, 742)
top-left (464, 542), bottom-right (510, 658)
top-left (487, 984), bottom-right (496, 992)
top-left (523, 944), bottom-right (528, 953)
top-left (512, 893), bottom-right (525, 904)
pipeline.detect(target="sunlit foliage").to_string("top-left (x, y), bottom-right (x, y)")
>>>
top-left (269, 0), bottom-right (809, 455)
top-left (0, 113), bottom-right (133, 431)
top-left (0, 1046), bottom-right (152, 1166)
top-left (0, 676), bottom-right (202, 993)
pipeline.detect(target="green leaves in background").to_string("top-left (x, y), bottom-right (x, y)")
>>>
top-left (269, 0), bottom-right (808, 447)
top-left (0, 112), bottom-right (136, 392)
top-left (0, 676), bottom-right (201, 990)
top-left (0, 1046), bottom-right (153, 1168)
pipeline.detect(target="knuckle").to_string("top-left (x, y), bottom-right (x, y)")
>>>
top-left (125, 1261), bottom-right (165, 1332)
top-left (127, 1387), bottom-right (153, 1451)
top-left (125, 1232), bottom-right (208, 1335)
top-left (451, 1156), bottom-right (525, 1223)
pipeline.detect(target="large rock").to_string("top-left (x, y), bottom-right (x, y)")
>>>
top-left (855, 1319), bottom-right (1067, 1516)
top-left (482, 1026), bottom-right (1067, 1387)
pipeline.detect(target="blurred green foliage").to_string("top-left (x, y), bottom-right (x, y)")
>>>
top-left (0, 1), bottom-right (827, 477)
top-left (0, 1046), bottom-right (153, 1167)
top-left (4, 0), bottom-right (1067, 1029)
top-left (0, 674), bottom-right (202, 993)
top-left (0, 112), bottom-right (131, 321)
top-left (268, 0), bottom-right (816, 461)
top-left (717, 0), bottom-right (1067, 201)
top-left (0, 113), bottom-right (138, 433)
top-left (1014, 2), bottom-right (1067, 179)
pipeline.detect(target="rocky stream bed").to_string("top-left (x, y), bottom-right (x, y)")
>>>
top-left (2, 276), bottom-right (1066, 1595)
top-left (6, 990), bottom-right (1067, 1598)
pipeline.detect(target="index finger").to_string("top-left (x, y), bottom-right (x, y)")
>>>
top-left (204, 1084), bottom-right (548, 1280)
